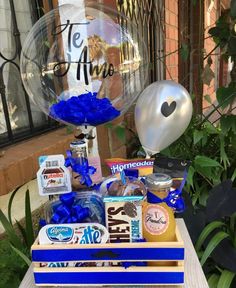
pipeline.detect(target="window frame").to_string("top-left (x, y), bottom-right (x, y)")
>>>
top-left (0, 0), bottom-right (59, 148)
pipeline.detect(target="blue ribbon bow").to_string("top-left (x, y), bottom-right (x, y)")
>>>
top-left (65, 150), bottom-right (96, 187)
top-left (147, 189), bottom-right (185, 212)
top-left (122, 239), bottom-right (147, 268)
top-left (50, 192), bottom-right (90, 224)
top-left (147, 171), bottom-right (187, 213)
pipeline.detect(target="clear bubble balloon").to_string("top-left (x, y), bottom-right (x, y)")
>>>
top-left (20, 3), bottom-right (148, 129)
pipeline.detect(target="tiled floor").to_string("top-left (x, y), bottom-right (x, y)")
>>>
top-left (0, 179), bottom-right (48, 234)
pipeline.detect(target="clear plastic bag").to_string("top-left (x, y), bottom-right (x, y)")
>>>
top-left (45, 191), bottom-right (105, 225)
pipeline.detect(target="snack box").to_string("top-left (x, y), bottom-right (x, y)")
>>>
top-left (104, 195), bottom-right (143, 243)
top-left (31, 226), bottom-right (184, 286)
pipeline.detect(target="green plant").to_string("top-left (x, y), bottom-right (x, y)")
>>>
top-left (145, 3), bottom-right (236, 285)
top-left (161, 101), bottom-right (236, 286)
top-left (0, 187), bottom-right (37, 286)
top-left (179, 180), bottom-right (236, 287)
top-left (0, 239), bottom-right (28, 288)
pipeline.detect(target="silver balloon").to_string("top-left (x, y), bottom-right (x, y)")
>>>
top-left (135, 80), bottom-right (193, 156)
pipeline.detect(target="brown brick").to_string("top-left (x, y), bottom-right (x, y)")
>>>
top-left (18, 157), bottom-right (35, 184)
top-left (101, 163), bottom-right (111, 177)
top-left (169, 12), bottom-right (176, 26)
top-left (166, 26), bottom-right (170, 38)
top-left (175, 29), bottom-right (178, 40)
top-left (171, 28), bottom-right (176, 40)
top-left (166, 74), bottom-right (172, 80)
top-left (166, 55), bottom-right (171, 66)
top-left (170, 54), bottom-right (176, 65)
top-left (165, 10), bottom-right (170, 24)
top-left (0, 169), bottom-right (7, 196)
top-left (4, 162), bottom-right (22, 193)
top-left (165, 0), bottom-right (169, 9)
top-left (97, 125), bottom-right (111, 162)
top-left (170, 38), bottom-right (177, 52)
top-left (171, 67), bottom-right (178, 78)
top-left (109, 128), bottom-right (124, 152)
top-left (111, 145), bottom-right (126, 158)
top-left (169, 0), bottom-right (177, 14)
top-left (166, 40), bottom-right (171, 52)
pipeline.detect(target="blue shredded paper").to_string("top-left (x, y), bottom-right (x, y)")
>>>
top-left (50, 92), bottom-right (120, 126)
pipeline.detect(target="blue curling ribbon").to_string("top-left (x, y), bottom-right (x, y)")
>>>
top-left (123, 169), bottom-right (139, 178)
top-left (65, 150), bottom-right (96, 187)
top-left (146, 171), bottom-right (187, 213)
top-left (147, 190), bottom-right (185, 212)
top-left (60, 192), bottom-right (76, 207)
top-left (122, 239), bottom-right (147, 269)
top-left (122, 261), bottom-right (147, 269)
top-left (50, 192), bottom-right (91, 224)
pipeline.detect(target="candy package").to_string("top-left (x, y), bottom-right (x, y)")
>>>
top-left (105, 158), bottom-right (154, 177)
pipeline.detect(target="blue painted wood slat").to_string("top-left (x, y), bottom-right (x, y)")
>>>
top-left (34, 271), bottom-right (184, 285)
top-left (32, 247), bottom-right (184, 262)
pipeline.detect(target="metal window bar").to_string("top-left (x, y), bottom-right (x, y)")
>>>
top-left (0, 0), bottom-right (59, 148)
top-left (117, 0), bottom-right (164, 86)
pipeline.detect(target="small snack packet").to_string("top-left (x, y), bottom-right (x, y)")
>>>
top-left (105, 158), bottom-right (154, 177)
top-left (37, 155), bottom-right (71, 196)
top-left (39, 223), bottom-right (109, 245)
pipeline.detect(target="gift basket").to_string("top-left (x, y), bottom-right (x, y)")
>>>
top-left (20, 2), bottom-right (193, 286)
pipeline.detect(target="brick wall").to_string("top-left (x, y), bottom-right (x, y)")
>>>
top-left (203, 0), bottom-right (220, 113)
top-left (165, 0), bottom-right (179, 81)
top-left (203, 1), bottom-right (230, 121)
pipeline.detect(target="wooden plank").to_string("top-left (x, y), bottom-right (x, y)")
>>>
top-left (32, 247), bottom-right (184, 262)
top-left (176, 220), bottom-right (209, 288)
top-left (32, 224), bottom-right (184, 285)
top-left (20, 219), bottom-right (209, 288)
top-left (32, 226), bottom-right (184, 263)
top-left (33, 267), bottom-right (184, 286)
top-left (34, 266), bottom-right (184, 273)
top-left (32, 241), bottom-right (184, 250)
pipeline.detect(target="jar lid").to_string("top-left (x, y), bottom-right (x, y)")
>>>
top-left (70, 140), bottom-right (87, 149)
top-left (145, 173), bottom-right (172, 190)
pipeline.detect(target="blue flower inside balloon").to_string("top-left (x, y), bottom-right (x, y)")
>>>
top-left (49, 92), bottom-right (120, 126)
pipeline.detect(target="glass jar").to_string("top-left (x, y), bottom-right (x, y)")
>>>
top-left (69, 140), bottom-right (88, 189)
top-left (143, 173), bottom-right (176, 266)
top-left (143, 173), bottom-right (176, 241)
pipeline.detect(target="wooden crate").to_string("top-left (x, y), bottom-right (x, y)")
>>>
top-left (31, 227), bottom-right (184, 286)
